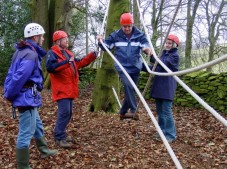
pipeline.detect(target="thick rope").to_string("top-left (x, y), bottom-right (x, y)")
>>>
top-left (136, 0), bottom-right (182, 112)
top-left (98, 1), bottom-right (182, 168)
top-left (141, 53), bottom-right (227, 76)
top-left (97, 0), bottom-right (111, 67)
top-left (98, 1), bottom-right (226, 169)
top-left (112, 86), bottom-right (121, 108)
top-left (134, 1), bottom-right (184, 168)
top-left (100, 39), bottom-right (183, 169)
top-left (135, 0), bottom-right (227, 127)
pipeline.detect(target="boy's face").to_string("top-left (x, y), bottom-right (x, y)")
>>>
top-left (121, 24), bottom-right (133, 35)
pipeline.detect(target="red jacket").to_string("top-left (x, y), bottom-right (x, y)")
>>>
top-left (46, 45), bottom-right (96, 101)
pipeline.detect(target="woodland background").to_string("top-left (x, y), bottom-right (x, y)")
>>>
top-left (0, 0), bottom-right (227, 168)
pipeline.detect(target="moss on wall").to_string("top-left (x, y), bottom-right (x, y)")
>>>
top-left (80, 68), bottom-right (227, 114)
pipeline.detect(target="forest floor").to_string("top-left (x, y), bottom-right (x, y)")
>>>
top-left (0, 85), bottom-right (226, 169)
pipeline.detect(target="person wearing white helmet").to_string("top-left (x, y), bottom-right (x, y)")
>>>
top-left (24, 23), bottom-right (45, 46)
top-left (4, 23), bottom-right (57, 168)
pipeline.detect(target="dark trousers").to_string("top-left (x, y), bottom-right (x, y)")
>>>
top-left (54, 98), bottom-right (73, 140)
top-left (118, 71), bottom-right (140, 114)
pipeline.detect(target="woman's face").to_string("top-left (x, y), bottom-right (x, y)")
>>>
top-left (165, 39), bottom-right (174, 51)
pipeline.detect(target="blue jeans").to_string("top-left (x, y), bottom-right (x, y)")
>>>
top-left (155, 99), bottom-right (176, 140)
top-left (118, 71), bottom-right (140, 114)
top-left (54, 98), bottom-right (73, 141)
top-left (16, 108), bottom-right (44, 148)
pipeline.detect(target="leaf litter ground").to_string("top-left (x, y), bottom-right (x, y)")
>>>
top-left (0, 86), bottom-right (226, 169)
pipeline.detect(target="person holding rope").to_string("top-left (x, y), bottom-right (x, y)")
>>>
top-left (4, 23), bottom-right (58, 168)
top-left (150, 34), bottom-right (180, 143)
top-left (97, 12), bottom-right (151, 120)
top-left (46, 30), bottom-right (98, 148)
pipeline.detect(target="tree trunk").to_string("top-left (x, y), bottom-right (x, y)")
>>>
top-left (33, 0), bottom-right (73, 88)
top-left (184, 6), bottom-right (193, 69)
top-left (90, 0), bottom-right (130, 113)
top-left (151, 0), bottom-right (164, 52)
top-left (206, 0), bottom-right (226, 72)
top-left (85, 0), bottom-right (89, 55)
top-left (30, 0), bottom-right (50, 88)
top-left (133, 0), bottom-right (140, 28)
top-left (30, 0), bottom-right (49, 51)
top-left (184, 0), bottom-right (201, 69)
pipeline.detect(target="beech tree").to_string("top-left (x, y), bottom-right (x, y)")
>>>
top-left (184, 0), bottom-right (202, 68)
top-left (203, 0), bottom-right (227, 72)
top-left (90, 0), bottom-right (130, 113)
top-left (30, 0), bottom-right (84, 87)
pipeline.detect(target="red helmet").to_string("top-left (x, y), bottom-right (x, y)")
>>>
top-left (167, 34), bottom-right (180, 46)
top-left (120, 13), bottom-right (134, 25)
top-left (53, 30), bottom-right (68, 42)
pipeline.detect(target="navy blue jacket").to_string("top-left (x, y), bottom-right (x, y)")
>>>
top-left (99, 26), bottom-right (149, 73)
top-left (150, 48), bottom-right (179, 101)
top-left (4, 39), bottom-right (46, 107)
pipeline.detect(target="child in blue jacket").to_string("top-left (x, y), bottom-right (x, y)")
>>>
top-left (150, 35), bottom-right (180, 143)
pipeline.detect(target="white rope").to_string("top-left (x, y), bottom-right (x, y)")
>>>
top-left (97, 1), bottom-right (183, 168)
top-left (97, 0), bottom-right (111, 67)
top-left (135, 0), bottom-right (227, 128)
top-left (98, 1), bottom-right (226, 168)
top-left (112, 86), bottom-right (121, 108)
top-left (141, 54), bottom-right (227, 76)
top-left (135, 1), bottom-right (183, 168)
top-left (137, 0), bottom-right (182, 112)
top-left (100, 40), bottom-right (183, 169)
top-left (99, 0), bottom-right (110, 36)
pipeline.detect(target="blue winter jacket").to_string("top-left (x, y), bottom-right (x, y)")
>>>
top-left (99, 26), bottom-right (149, 73)
top-left (4, 39), bottom-right (46, 107)
top-left (150, 48), bottom-right (179, 101)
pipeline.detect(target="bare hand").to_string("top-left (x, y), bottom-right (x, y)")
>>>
top-left (142, 47), bottom-right (152, 56)
top-left (97, 35), bottom-right (103, 43)
top-left (69, 56), bottom-right (74, 63)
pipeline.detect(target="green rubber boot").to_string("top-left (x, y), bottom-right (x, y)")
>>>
top-left (16, 148), bottom-right (31, 169)
top-left (35, 136), bottom-right (58, 158)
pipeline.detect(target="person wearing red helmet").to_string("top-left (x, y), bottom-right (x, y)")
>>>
top-left (97, 12), bottom-right (151, 120)
top-left (149, 34), bottom-right (180, 143)
top-left (46, 30), bottom-right (98, 148)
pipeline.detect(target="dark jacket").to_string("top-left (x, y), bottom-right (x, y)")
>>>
top-left (46, 45), bottom-right (96, 101)
top-left (4, 39), bottom-right (46, 107)
top-left (150, 48), bottom-right (179, 101)
top-left (99, 26), bottom-right (149, 73)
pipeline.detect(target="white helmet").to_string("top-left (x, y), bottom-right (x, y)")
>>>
top-left (24, 23), bottom-right (45, 38)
